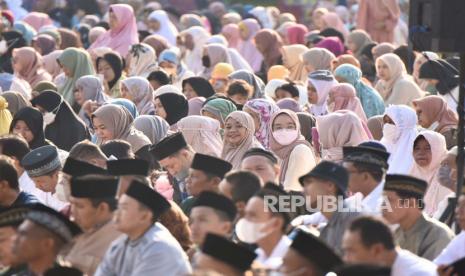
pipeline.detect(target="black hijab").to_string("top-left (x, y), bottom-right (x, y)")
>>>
top-left (182, 77), bottom-right (216, 98)
top-left (419, 59), bottom-right (459, 95)
top-left (31, 91), bottom-right (90, 151)
top-left (0, 30), bottom-right (27, 74)
top-left (156, 93), bottom-right (188, 126)
top-left (96, 52), bottom-right (124, 90)
top-left (9, 107), bottom-right (49, 149)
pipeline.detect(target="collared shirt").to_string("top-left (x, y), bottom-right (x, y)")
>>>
top-left (392, 248), bottom-right (437, 276)
top-left (395, 213), bottom-right (455, 261)
top-left (19, 172), bottom-right (67, 211)
top-left (95, 223), bottom-right (192, 276)
top-left (434, 231), bottom-right (465, 265)
top-left (254, 235), bottom-right (292, 269)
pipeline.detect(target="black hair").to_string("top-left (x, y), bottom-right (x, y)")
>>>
top-left (225, 171), bottom-right (261, 203)
top-left (147, 70), bottom-right (171, 86)
top-left (276, 82), bottom-right (300, 98)
top-left (254, 184), bottom-right (291, 232)
top-left (349, 216), bottom-right (395, 250)
top-left (69, 140), bottom-right (107, 162)
top-left (0, 135), bottom-right (30, 161)
top-left (227, 79), bottom-right (252, 98)
top-left (352, 163), bottom-right (385, 183)
top-left (90, 197), bottom-right (118, 211)
top-left (182, 77), bottom-right (216, 98)
top-left (0, 157), bottom-right (19, 190)
top-left (100, 140), bottom-right (135, 159)
top-left (393, 45), bottom-right (415, 74)
top-left (320, 27), bottom-right (345, 44)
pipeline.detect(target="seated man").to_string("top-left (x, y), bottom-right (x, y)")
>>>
top-left (68, 140), bottom-right (108, 169)
top-left (194, 233), bottom-right (256, 276)
top-left (95, 179), bottom-right (191, 275)
top-left (220, 171), bottom-right (262, 218)
top-left (241, 148), bottom-right (280, 184)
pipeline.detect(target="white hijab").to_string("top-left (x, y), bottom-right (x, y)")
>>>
top-left (181, 26), bottom-right (210, 75)
top-left (308, 77), bottom-right (338, 116)
top-left (148, 10), bottom-right (179, 46)
top-left (381, 105), bottom-right (418, 174)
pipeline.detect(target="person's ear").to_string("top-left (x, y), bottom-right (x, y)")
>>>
top-left (0, 180), bottom-right (8, 191)
top-left (220, 221), bottom-right (233, 235)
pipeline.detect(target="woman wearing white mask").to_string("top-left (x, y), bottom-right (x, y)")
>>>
top-left (269, 110), bottom-right (316, 191)
top-left (31, 90), bottom-right (90, 151)
top-left (380, 105), bottom-right (418, 174)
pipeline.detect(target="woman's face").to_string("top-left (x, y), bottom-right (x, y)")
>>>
top-left (148, 19), bottom-right (161, 32)
top-left (239, 25), bottom-right (248, 40)
top-left (413, 137), bottom-right (432, 167)
top-left (272, 113), bottom-right (296, 131)
top-left (98, 59), bottom-right (116, 82)
top-left (275, 89), bottom-right (294, 101)
top-left (109, 11), bottom-right (118, 30)
top-left (413, 56), bottom-right (426, 77)
top-left (307, 82), bottom-right (318, 104)
top-left (415, 106), bottom-right (431, 128)
top-left (313, 11), bottom-right (325, 30)
top-left (159, 61), bottom-right (176, 76)
top-left (120, 83), bottom-right (132, 101)
top-left (243, 106), bottom-right (260, 133)
top-left (153, 98), bottom-right (167, 119)
top-left (346, 37), bottom-right (357, 53)
top-left (92, 116), bottom-right (114, 142)
top-left (376, 59), bottom-right (391, 81)
top-left (383, 115), bottom-right (395, 125)
top-left (183, 83), bottom-right (198, 100)
top-left (224, 118), bottom-right (247, 146)
top-left (12, 120), bottom-right (34, 143)
top-left (74, 86), bottom-right (85, 106)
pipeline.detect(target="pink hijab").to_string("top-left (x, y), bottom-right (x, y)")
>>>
top-left (23, 12), bottom-right (53, 31)
top-left (322, 12), bottom-right (349, 39)
top-left (12, 47), bottom-right (52, 87)
top-left (328, 83), bottom-right (368, 123)
top-left (42, 50), bottom-right (63, 78)
top-left (269, 110), bottom-right (311, 184)
top-left (177, 115), bottom-right (223, 157)
top-left (238, 19), bottom-right (263, 72)
top-left (89, 4), bottom-right (139, 57)
top-left (286, 24), bottom-right (308, 45)
top-left (222, 24), bottom-right (241, 49)
top-left (188, 97), bottom-right (206, 116)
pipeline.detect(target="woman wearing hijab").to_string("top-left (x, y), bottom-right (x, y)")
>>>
top-left (254, 29), bottom-right (283, 80)
top-left (22, 12), bottom-right (53, 32)
top-left (96, 52), bottom-right (125, 98)
top-left (180, 26), bottom-right (211, 75)
top-left (238, 19), bottom-right (263, 73)
top-left (188, 97), bottom-right (206, 116)
top-left (332, 54), bottom-right (362, 70)
top-left (42, 50), bottom-right (63, 78)
top-left (12, 47), bottom-right (52, 88)
top-left (1, 91), bottom-right (30, 116)
top-left (269, 109), bottom-right (316, 191)
top-left (133, 115), bottom-right (169, 145)
top-left (57, 47), bottom-right (95, 105)
top-left (31, 90), bottom-right (89, 151)
top-left (177, 116), bottom-right (223, 157)
top-left (153, 92), bottom-right (188, 128)
top-left (182, 77), bottom-right (216, 100)
top-left (367, 115), bottom-right (384, 141)
top-left (142, 34), bottom-right (169, 58)
top-left (381, 105), bottom-right (418, 174)
top-left (243, 99), bottom-right (280, 149)
top-left (0, 30), bottom-right (27, 74)
top-left (179, 14), bottom-right (204, 31)
top-left (127, 43), bottom-right (158, 79)
top-left (281, 45), bottom-right (307, 84)
top-left (159, 49), bottom-right (194, 89)
top-left (419, 59), bottom-right (459, 112)
top-left (147, 10), bottom-right (179, 46)
top-left (74, 75), bottom-right (108, 127)
top-left (89, 4), bottom-right (139, 57)
top-left (412, 51), bottom-right (439, 93)
top-left (327, 83), bottom-right (368, 123)
top-left (286, 24), bottom-right (308, 45)
top-left (346, 30), bottom-right (373, 60)
top-left (92, 104), bottom-right (151, 155)
top-left (228, 70), bottom-right (265, 99)
top-left (201, 43), bottom-right (232, 79)
top-left (301, 47), bottom-right (336, 74)
top-left (221, 111), bottom-right (262, 170)
top-left (13, 22), bottom-right (37, 45)
top-left (221, 24), bottom-right (241, 50)
top-left (372, 42), bottom-right (395, 61)
top-left (32, 34), bottom-right (57, 56)
top-left (413, 96), bottom-right (458, 149)
top-left (57, 28), bottom-right (83, 49)
top-left (121, 77), bottom-right (155, 116)
top-left (409, 131), bottom-right (451, 216)
top-left (297, 112), bottom-right (316, 144)
top-left (109, 98), bottom-right (139, 119)
top-left (315, 36), bottom-right (345, 57)
top-left (201, 98), bottom-right (237, 128)
top-left (0, 96), bottom-right (12, 135)
top-left (357, 0), bottom-right (400, 43)
top-left (321, 12), bottom-right (349, 39)
top-left (316, 111), bottom-right (370, 162)
top-left (307, 70), bottom-right (338, 116)
top-left (10, 107), bottom-right (50, 149)
top-left (375, 53), bottom-right (424, 106)
top-left (334, 64), bottom-right (385, 118)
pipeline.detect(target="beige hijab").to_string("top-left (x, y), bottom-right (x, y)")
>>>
top-left (301, 47), bottom-right (336, 72)
top-left (92, 104), bottom-right (150, 152)
top-left (282, 44), bottom-right (308, 83)
top-left (177, 115), bottom-right (223, 157)
top-left (221, 111), bottom-right (262, 169)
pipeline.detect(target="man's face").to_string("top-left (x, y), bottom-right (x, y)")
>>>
top-left (194, 253), bottom-right (238, 276)
top-left (241, 155), bottom-right (277, 184)
top-left (302, 177), bottom-right (334, 210)
top-left (342, 230), bottom-right (378, 264)
top-left (0, 226), bottom-right (17, 267)
top-left (159, 154), bottom-right (189, 180)
top-left (31, 171), bottom-right (59, 193)
top-left (343, 162), bottom-right (367, 194)
top-left (114, 195), bottom-right (148, 234)
top-left (12, 220), bottom-right (47, 264)
top-left (455, 195), bottom-right (465, 230)
top-left (70, 197), bottom-right (100, 232)
top-left (185, 169), bottom-right (216, 197)
top-left (382, 191), bottom-right (410, 225)
top-left (189, 207), bottom-right (231, 246)
top-left (280, 248), bottom-right (316, 276)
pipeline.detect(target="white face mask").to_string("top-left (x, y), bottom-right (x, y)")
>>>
top-left (235, 218), bottom-right (269, 244)
top-left (272, 129), bottom-right (298, 146)
top-left (43, 112), bottom-right (57, 127)
top-left (382, 124), bottom-right (400, 142)
top-left (0, 40), bottom-right (7, 55)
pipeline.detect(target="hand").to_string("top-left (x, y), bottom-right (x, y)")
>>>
top-left (437, 265), bottom-right (457, 276)
top-left (291, 216), bottom-right (305, 227)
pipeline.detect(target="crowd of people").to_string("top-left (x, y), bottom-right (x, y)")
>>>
top-left (0, 0), bottom-right (464, 275)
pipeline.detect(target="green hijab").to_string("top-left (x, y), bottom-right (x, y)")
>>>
top-left (57, 47), bottom-right (95, 105)
top-left (201, 98), bottom-right (237, 125)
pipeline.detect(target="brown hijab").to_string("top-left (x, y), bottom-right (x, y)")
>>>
top-left (413, 95), bottom-right (458, 133)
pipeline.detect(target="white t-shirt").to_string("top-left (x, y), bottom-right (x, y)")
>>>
top-left (254, 235), bottom-right (292, 269)
top-left (434, 231), bottom-right (465, 265)
top-left (392, 248), bottom-right (437, 276)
